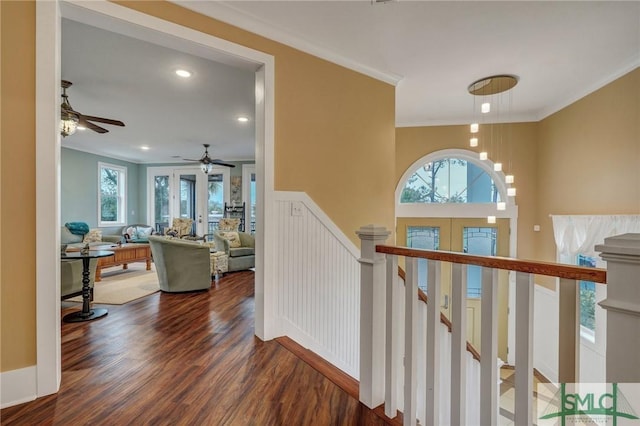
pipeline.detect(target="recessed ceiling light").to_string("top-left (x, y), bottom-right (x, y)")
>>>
top-left (237, 116), bottom-right (249, 122)
top-left (77, 126), bottom-right (86, 131)
top-left (140, 146), bottom-right (150, 151)
top-left (175, 69), bottom-right (192, 78)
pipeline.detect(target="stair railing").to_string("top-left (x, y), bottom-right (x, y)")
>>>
top-left (357, 225), bottom-right (616, 426)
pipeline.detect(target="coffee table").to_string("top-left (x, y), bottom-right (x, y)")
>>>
top-left (67, 243), bottom-right (152, 281)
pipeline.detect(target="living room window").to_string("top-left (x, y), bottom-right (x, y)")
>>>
top-left (98, 162), bottom-right (126, 226)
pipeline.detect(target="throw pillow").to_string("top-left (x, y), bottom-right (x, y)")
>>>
top-left (136, 226), bottom-right (153, 238)
top-left (218, 218), bottom-right (240, 232)
top-left (126, 226), bottom-right (139, 240)
top-left (83, 229), bottom-right (102, 243)
top-left (221, 231), bottom-right (241, 248)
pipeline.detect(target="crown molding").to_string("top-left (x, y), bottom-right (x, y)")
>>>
top-left (535, 57), bottom-right (640, 121)
top-left (173, 1), bottom-right (403, 87)
top-left (396, 113), bottom-right (539, 128)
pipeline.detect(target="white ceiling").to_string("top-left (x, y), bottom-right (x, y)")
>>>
top-left (61, 18), bottom-right (256, 164)
top-left (62, 1), bottom-right (640, 163)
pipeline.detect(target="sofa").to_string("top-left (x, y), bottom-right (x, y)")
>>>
top-left (123, 224), bottom-right (155, 243)
top-left (212, 230), bottom-right (255, 272)
top-left (148, 235), bottom-right (212, 292)
top-left (61, 225), bottom-right (123, 248)
top-left (61, 258), bottom-right (98, 300)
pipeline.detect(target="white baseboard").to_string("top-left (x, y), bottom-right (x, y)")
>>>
top-left (281, 318), bottom-right (358, 380)
top-left (0, 366), bottom-right (37, 409)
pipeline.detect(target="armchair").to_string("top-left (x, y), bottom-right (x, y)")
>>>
top-left (164, 218), bottom-right (194, 238)
top-left (61, 225), bottom-right (123, 248)
top-left (148, 235), bottom-right (211, 292)
top-left (213, 230), bottom-right (255, 272)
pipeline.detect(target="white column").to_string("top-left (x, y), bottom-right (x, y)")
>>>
top-left (595, 233), bottom-right (640, 383)
top-left (357, 225), bottom-right (391, 408)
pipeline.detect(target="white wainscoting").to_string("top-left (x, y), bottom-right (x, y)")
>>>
top-left (273, 191), bottom-right (361, 379)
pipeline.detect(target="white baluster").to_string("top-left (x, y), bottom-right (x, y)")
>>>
top-left (385, 254), bottom-right (399, 418)
top-left (404, 257), bottom-right (418, 426)
top-left (515, 272), bottom-right (533, 426)
top-left (425, 260), bottom-right (441, 426)
top-left (480, 267), bottom-right (499, 426)
top-left (450, 263), bottom-right (467, 426)
top-left (558, 277), bottom-right (579, 383)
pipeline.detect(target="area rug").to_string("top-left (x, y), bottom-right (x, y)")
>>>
top-left (68, 263), bottom-right (159, 305)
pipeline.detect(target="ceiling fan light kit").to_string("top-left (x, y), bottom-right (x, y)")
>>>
top-left (59, 80), bottom-right (125, 138)
top-left (60, 109), bottom-right (80, 137)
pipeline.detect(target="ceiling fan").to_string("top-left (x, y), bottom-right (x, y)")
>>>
top-left (184, 144), bottom-right (236, 173)
top-left (60, 80), bottom-right (125, 137)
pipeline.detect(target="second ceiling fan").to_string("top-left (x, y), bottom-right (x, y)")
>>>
top-left (184, 144), bottom-right (236, 173)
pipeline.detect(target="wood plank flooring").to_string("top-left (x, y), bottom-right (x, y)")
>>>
top-left (1, 271), bottom-right (386, 425)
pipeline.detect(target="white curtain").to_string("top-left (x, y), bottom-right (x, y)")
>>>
top-left (550, 215), bottom-right (640, 263)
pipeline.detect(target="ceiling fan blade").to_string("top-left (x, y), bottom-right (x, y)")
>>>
top-left (182, 158), bottom-right (202, 162)
top-left (81, 114), bottom-right (125, 127)
top-left (79, 117), bottom-right (108, 134)
top-left (210, 160), bottom-right (236, 168)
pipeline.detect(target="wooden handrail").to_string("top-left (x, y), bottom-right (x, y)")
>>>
top-left (398, 267), bottom-right (481, 361)
top-left (379, 245), bottom-right (606, 284)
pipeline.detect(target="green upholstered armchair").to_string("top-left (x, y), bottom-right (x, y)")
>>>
top-left (61, 258), bottom-right (98, 300)
top-left (148, 236), bottom-right (211, 292)
top-left (212, 231), bottom-right (255, 272)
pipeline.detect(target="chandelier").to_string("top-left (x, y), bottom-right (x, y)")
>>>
top-left (467, 75), bottom-right (518, 222)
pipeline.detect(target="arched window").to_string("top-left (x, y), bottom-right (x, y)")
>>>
top-left (400, 157), bottom-right (502, 204)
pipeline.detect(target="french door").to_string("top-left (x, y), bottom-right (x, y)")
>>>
top-left (397, 217), bottom-right (509, 359)
top-left (242, 164), bottom-right (256, 234)
top-left (148, 166), bottom-right (230, 236)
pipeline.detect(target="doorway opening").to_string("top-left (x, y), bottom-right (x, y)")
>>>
top-left (36, 0), bottom-right (275, 398)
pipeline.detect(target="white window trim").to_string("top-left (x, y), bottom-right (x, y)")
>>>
top-left (396, 148), bottom-right (512, 209)
top-left (98, 162), bottom-right (127, 227)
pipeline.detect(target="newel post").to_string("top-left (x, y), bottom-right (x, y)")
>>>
top-left (357, 224), bottom-right (391, 408)
top-left (595, 233), bottom-right (640, 383)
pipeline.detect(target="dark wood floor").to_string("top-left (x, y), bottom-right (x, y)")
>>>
top-left (1, 271), bottom-right (386, 425)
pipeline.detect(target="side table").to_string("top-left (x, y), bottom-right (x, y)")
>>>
top-left (210, 251), bottom-right (229, 278)
top-left (62, 250), bottom-right (114, 323)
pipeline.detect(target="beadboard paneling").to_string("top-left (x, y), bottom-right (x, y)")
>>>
top-left (274, 192), bottom-right (361, 378)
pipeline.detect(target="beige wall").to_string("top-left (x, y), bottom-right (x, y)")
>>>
top-left (1, 1), bottom-right (396, 372)
top-left (536, 68), bottom-right (640, 263)
top-left (1, 1), bottom-right (38, 371)
top-left (396, 68), bottom-right (639, 289)
top-left (395, 123), bottom-right (539, 260)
